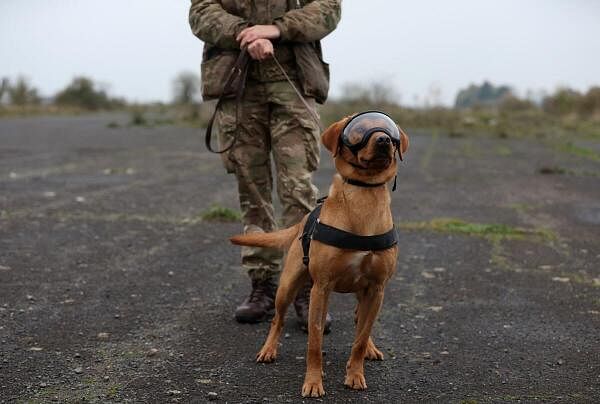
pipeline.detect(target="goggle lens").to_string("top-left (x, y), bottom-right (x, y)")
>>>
top-left (341, 111), bottom-right (400, 153)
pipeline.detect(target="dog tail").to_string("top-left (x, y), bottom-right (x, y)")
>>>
top-left (230, 223), bottom-right (301, 250)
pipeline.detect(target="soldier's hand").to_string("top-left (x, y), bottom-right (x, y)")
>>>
top-left (237, 25), bottom-right (281, 49)
top-left (247, 39), bottom-right (274, 61)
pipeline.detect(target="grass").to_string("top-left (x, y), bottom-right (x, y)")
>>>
top-left (556, 141), bottom-right (600, 162)
top-left (200, 205), bottom-right (241, 222)
top-left (495, 145), bottom-right (512, 156)
top-left (399, 217), bottom-right (561, 274)
top-left (398, 218), bottom-right (556, 242)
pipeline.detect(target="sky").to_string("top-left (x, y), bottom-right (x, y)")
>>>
top-left (1, 0), bottom-right (599, 106)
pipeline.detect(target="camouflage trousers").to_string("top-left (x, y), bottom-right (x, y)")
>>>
top-left (215, 80), bottom-right (320, 282)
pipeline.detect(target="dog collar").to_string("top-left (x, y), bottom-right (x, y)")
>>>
top-left (343, 176), bottom-right (397, 192)
top-left (343, 177), bottom-right (385, 188)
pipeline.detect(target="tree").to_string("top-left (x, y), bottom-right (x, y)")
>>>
top-left (0, 77), bottom-right (10, 103)
top-left (8, 76), bottom-right (40, 106)
top-left (54, 77), bottom-right (124, 110)
top-left (455, 81), bottom-right (512, 109)
top-left (172, 72), bottom-right (200, 105)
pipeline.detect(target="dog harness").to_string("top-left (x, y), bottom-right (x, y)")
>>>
top-left (300, 196), bottom-right (398, 266)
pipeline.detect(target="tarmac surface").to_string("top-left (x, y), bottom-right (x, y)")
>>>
top-left (0, 114), bottom-right (599, 403)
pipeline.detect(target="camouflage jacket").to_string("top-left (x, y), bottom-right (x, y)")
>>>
top-left (189, 0), bottom-right (341, 103)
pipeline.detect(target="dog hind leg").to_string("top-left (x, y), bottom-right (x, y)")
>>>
top-left (353, 303), bottom-right (384, 360)
top-left (256, 241), bottom-right (308, 363)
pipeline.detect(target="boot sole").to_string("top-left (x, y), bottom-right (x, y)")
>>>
top-left (235, 309), bottom-right (275, 324)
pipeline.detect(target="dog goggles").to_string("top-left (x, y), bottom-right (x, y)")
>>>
top-left (340, 111), bottom-right (401, 155)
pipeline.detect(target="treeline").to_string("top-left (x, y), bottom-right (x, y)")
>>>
top-left (2, 73), bottom-right (599, 138)
top-left (0, 76), bottom-right (126, 111)
top-left (317, 81), bottom-right (600, 138)
top-left (454, 81), bottom-right (600, 118)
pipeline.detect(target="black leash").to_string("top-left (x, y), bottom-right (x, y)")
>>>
top-left (271, 54), bottom-right (323, 130)
top-left (204, 50), bottom-right (250, 154)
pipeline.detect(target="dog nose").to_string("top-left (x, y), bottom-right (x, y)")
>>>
top-left (376, 135), bottom-right (391, 145)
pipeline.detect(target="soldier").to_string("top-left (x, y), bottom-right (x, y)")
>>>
top-left (189, 0), bottom-right (341, 330)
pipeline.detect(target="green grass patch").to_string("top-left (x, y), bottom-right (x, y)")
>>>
top-left (556, 142), bottom-right (600, 162)
top-left (495, 145), bottom-right (512, 156)
top-left (201, 205), bottom-right (241, 222)
top-left (399, 218), bottom-right (555, 242)
top-left (106, 384), bottom-right (120, 399)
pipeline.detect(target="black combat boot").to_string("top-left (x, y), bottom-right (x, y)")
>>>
top-left (294, 279), bottom-right (332, 334)
top-left (234, 278), bottom-right (277, 323)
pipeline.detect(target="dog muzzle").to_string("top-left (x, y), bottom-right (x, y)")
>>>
top-left (340, 111), bottom-right (401, 156)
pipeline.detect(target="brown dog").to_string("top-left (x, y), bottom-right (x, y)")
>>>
top-left (230, 112), bottom-right (409, 397)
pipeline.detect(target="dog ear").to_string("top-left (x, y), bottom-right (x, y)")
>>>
top-left (321, 116), bottom-right (351, 156)
top-left (399, 127), bottom-right (409, 155)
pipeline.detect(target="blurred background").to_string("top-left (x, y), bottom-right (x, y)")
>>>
top-left (2, 2), bottom-right (600, 402)
top-left (2, 0), bottom-right (600, 136)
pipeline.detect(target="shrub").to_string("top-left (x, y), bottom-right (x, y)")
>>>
top-left (54, 77), bottom-right (125, 110)
top-left (499, 95), bottom-right (537, 113)
top-left (578, 86), bottom-right (600, 117)
top-left (542, 87), bottom-right (582, 115)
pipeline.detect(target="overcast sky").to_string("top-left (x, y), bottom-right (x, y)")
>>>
top-left (1, 0), bottom-right (599, 106)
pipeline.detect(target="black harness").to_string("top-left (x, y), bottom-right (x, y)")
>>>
top-left (300, 195), bottom-right (398, 266)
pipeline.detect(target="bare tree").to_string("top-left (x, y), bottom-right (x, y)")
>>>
top-left (0, 77), bottom-right (10, 103)
top-left (172, 72), bottom-right (200, 105)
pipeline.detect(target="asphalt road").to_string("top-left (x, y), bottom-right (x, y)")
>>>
top-left (0, 114), bottom-right (599, 403)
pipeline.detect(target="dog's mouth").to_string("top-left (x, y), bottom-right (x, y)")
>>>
top-left (356, 144), bottom-right (394, 169)
top-left (358, 154), bottom-right (392, 169)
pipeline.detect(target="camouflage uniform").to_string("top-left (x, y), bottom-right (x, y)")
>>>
top-left (190, 0), bottom-right (341, 281)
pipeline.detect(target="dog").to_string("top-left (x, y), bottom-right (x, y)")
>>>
top-left (230, 111), bottom-right (409, 397)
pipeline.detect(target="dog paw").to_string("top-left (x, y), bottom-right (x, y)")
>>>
top-left (301, 379), bottom-right (325, 398)
top-left (365, 341), bottom-right (384, 361)
top-left (256, 346), bottom-right (277, 363)
top-left (344, 372), bottom-right (367, 390)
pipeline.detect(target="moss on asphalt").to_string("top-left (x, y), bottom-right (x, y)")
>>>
top-left (398, 217), bottom-right (556, 242)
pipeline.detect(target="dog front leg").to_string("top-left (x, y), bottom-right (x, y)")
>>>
top-left (301, 284), bottom-right (329, 398)
top-left (257, 243), bottom-right (308, 363)
top-left (345, 286), bottom-right (384, 390)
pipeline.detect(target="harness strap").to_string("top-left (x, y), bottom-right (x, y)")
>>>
top-left (300, 196), bottom-right (398, 267)
top-left (301, 203), bottom-right (323, 266)
top-left (313, 223), bottom-right (398, 252)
